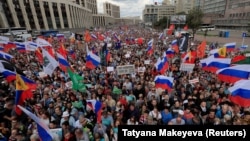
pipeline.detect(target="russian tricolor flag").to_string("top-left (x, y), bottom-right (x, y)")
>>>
top-left (18, 105), bottom-right (53, 141)
top-left (166, 48), bottom-right (175, 58)
top-left (200, 58), bottom-right (209, 71)
top-left (147, 39), bottom-right (154, 55)
top-left (206, 57), bottom-right (231, 73)
top-left (91, 33), bottom-right (97, 39)
top-left (15, 42), bottom-right (26, 53)
top-left (56, 52), bottom-right (70, 72)
top-left (228, 80), bottom-right (250, 107)
top-left (159, 33), bottom-right (164, 40)
top-left (216, 65), bottom-right (250, 84)
top-left (171, 39), bottom-right (179, 53)
top-left (86, 49), bottom-right (100, 69)
top-left (1, 70), bottom-right (16, 82)
top-left (224, 42), bottom-right (236, 52)
top-left (154, 75), bottom-right (174, 91)
top-left (0, 45), bottom-right (4, 51)
top-left (0, 51), bottom-right (13, 60)
top-left (1, 70), bottom-right (37, 89)
top-left (155, 57), bottom-right (163, 73)
top-left (86, 100), bottom-right (102, 122)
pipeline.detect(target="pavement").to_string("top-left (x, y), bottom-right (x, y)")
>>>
top-left (194, 29), bottom-right (250, 50)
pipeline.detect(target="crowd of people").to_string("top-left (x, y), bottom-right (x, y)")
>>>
top-left (0, 25), bottom-right (249, 141)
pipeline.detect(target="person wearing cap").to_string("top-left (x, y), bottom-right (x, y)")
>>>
top-left (169, 110), bottom-right (185, 125)
top-left (60, 111), bottom-right (76, 127)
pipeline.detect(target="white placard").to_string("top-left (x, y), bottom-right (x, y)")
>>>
top-left (65, 81), bottom-right (73, 88)
top-left (107, 66), bottom-right (114, 72)
top-left (107, 43), bottom-right (112, 47)
top-left (189, 78), bottom-right (199, 84)
top-left (38, 72), bottom-right (47, 78)
top-left (180, 63), bottom-right (195, 72)
top-left (144, 60), bottom-right (150, 64)
top-left (116, 65), bottom-right (135, 75)
top-left (125, 54), bottom-right (130, 58)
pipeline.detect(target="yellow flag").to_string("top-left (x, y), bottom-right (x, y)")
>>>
top-left (16, 74), bottom-right (28, 90)
top-left (218, 47), bottom-right (226, 57)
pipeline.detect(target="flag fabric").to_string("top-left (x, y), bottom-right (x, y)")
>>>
top-left (171, 40), bottom-right (179, 53)
top-left (154, 75), bottom-right (174, 91)
top-left (67, 68), bottom-right (86, 92)
top-left (68, 50), bottom-right (76, 60)
top-left (18, 105), bottom-right (53, 141)
top-left (159, 33), bottom-right (164, 40)
top-left (231, 55), bottom-right (246, 63)
top-left (3, 42), bottom-right (16, 52)
top-left (0, 51), bottom-right (13, 60)
top-left (2, 70), bottom-right (16, 82)
top-left (36, 38), bottom-right (52, 47)
top-left (15, 42), bottom-right (26, 53)
top-left (228, 80), bottom-right (250, 107)
top-left (42, 48), bottom-right (59, 76)
top-left (183, 25), bottom-right (188, 31)
top-left (86, 45), bottom-right (100, 69)
top-left (182, 51), bottom-right (196, 64)
top-left (147, 39), bottom-right (154, 55)
top-left (197, 40), bottom-right (206, 58)
top-left (167, 24), bottom-right (175, 35)
top-left (91, 33), bottom-right (97, 39)
top-left (25, 41), bottom-right (38, 51)
top-left (35, 48), bottom-right (43, 63)
top-left (86, 100), bottom-right (102, 122)
top-left (15, 74), bottom-right (33, 115)
top-left (155, 57), bottom-right (162, 73)
top-left (233, 57), bottom-right (250, 64)
top-left (84, 30), bottom-right (91, 43)
top-left (1, 70), bottom-right (37, 90)
top-left (224, 42), bottom-right (236, 52)
top-left (0, 58), bottom-right (26, 76)
top-left (58, 44), bottom-right (67, 58)
top-left (210, 47), bottom-right (226, 58)
top-left (106, 50), bottom-right (111, 63)
top-left (216, 65), bottom-right (250, 84)
top-left (166, 48), bottom-right (175, 58)
top-left (200, 58), bottom-right (209, 71)
top-left (206, 58), bottom-right (231, 73)
top-left (56, 52), bottom-right (70, 72)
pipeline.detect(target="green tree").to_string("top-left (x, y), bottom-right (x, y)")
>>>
top-left (153, 16), bottom-right (170, 30)
top-left (186, 7), bottom-right (204, 38)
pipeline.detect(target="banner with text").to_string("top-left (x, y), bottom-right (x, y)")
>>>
top-left (116, 65), bottom-right (135, 75)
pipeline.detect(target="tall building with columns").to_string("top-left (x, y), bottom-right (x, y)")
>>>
top-left (0, 0), bottom-right (93, 30)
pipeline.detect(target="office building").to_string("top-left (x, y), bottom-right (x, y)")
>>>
top-left (143, 4), bottom-right (175, 24)
top-left (0, 0), bottom-right (93, 30)
top-left (173, 0), bottom-right (196, 14)
top-left (203, 0), bottom-right (226, 15)
top-left (103, 2), bottom-right (120, 18)
top-left (194, 0), bottom-right (204, 9)
top-left (212, 0), bottom-right (250, 29)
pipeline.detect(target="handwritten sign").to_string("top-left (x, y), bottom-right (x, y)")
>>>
top-left (180, 63), bottom-right (195, 72)
top-left (116, 65), bottom-right (135, 75)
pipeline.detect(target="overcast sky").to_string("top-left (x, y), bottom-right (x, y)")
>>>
top-left (97, 0), bottom-right (163, 18)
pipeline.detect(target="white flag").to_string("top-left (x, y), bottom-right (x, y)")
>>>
top-left (42, 48), bottom-right (58, 76)
top-left (25, 41), bottom-right (38, 51)
top-left (36, 38), bottom-right (52, 47)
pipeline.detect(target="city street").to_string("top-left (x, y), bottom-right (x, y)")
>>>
top-left (194, 29), bottom-right (250, 50)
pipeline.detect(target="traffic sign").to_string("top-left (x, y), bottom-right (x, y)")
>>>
top-left (242, 32), bottom-right (246, 38)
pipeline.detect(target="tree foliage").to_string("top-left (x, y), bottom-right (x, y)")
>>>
top-left (153, 16), bottom-right (170, 30)
top-left (176, 11), bottom-right (186, 15)
top-left (186, 8), bottom-right (204, 38)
